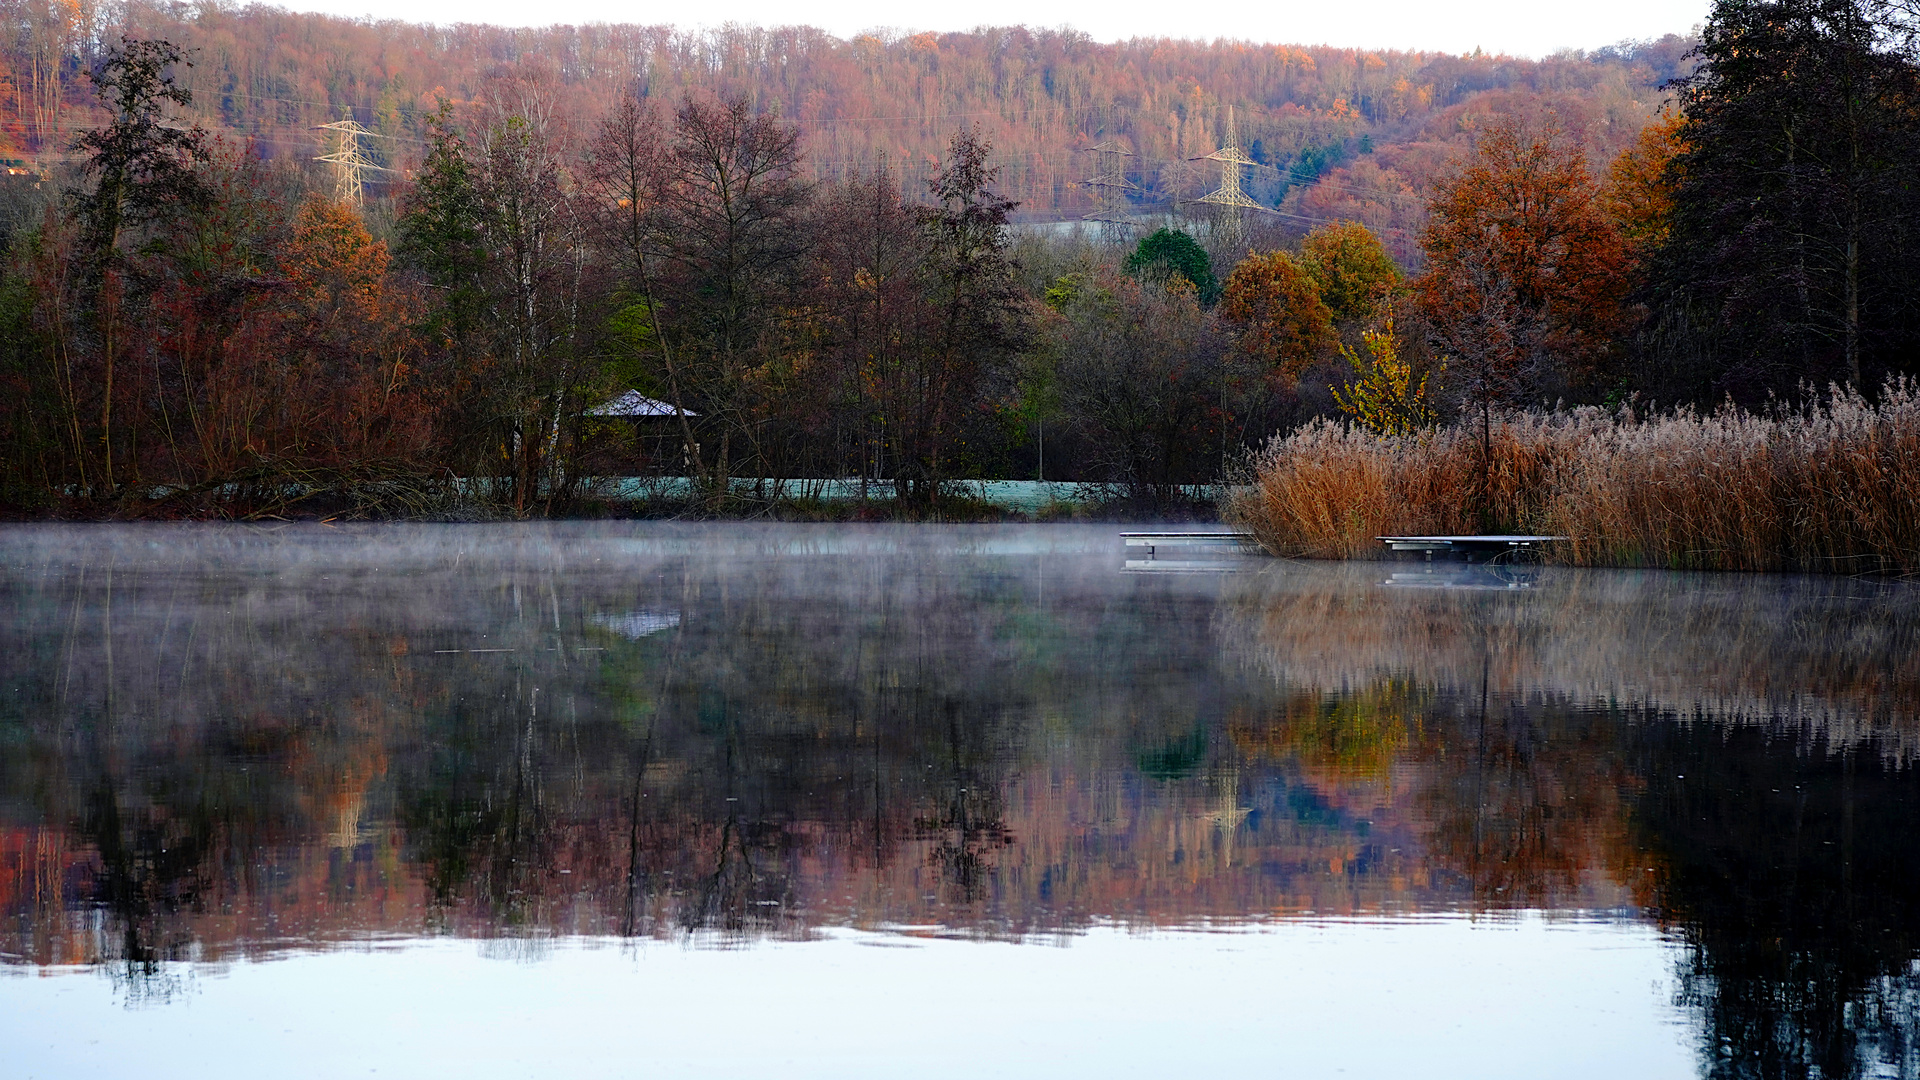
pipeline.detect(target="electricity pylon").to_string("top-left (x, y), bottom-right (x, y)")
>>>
top-left (314, 117), bottom-right (388, 205)
top-left (1076, 140), bottom-right (1140, 238)
top-left (1195, 105), bottom-right (1268, 214)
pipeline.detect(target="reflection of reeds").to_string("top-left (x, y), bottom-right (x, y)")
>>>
top-left (1229, 382), bottom-right (1920, 573)
top-left (1223, 562), bottom-right (1920, 755)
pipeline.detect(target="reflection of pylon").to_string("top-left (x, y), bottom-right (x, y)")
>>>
top-left (1195, 105), bottom-right (1269, 214)
top-left (314, 117), bottom-right (385, 205)
top-left (1076, 140), bottom-right (1140, 236)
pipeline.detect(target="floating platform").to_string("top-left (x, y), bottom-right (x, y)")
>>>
top-left (1378, 534), bottom-right (1567, 562)
top-left (1122, 531), bottom-right (1263, 572)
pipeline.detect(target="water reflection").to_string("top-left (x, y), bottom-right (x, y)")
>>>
top-left (0, 524), bottom-right (1916, 1078)
top-left (1227, 560), bottom-right (1920, 1079)
top-left (1380, 564), bottom-right (1540, 589)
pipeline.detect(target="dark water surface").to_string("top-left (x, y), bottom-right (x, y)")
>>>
top-left (2, 523), bottom-right (1918, 1079)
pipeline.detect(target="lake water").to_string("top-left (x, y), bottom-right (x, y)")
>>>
top-left (1, 523), bottom-right (1916, 1079)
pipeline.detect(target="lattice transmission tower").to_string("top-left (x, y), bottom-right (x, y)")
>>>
top-left (1194, 105), bottom-right (1268, 214)
top-left (314, 117), bottom-right (391, 205)
top-left (1076, 140), bottom-right (1140, 238)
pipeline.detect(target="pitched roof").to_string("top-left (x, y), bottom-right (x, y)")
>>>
top-left (587, 390), bottom-right (695, 417)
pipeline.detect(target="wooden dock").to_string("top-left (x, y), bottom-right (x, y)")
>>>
top-left (1378, 534), bottom-right (1567, 561)
top-left (1122, 531), bottom-right (1264, 572)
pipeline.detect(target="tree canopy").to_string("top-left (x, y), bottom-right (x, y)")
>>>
top-left (1415, 120), bottom-right (1628, 406)
top-left (1300, 220), bottom-right (1402, 324)
top-left (1642, 0), bottom-right (1920, 400)
top-left (1125, 228), bottom-right (1219, 304)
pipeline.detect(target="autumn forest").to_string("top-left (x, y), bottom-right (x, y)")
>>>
top-left (0, 0), bottom-right (1913, 524)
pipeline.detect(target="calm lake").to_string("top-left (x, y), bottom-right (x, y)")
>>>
top-left (2, 523), bottom-right (1917, 1079)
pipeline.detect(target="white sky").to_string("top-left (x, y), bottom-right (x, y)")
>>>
top-left (272, 0), bottom-right (1710, 58)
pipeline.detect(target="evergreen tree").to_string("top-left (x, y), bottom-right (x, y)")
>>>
top-left (69, 38), bottom-right (211, 265)
top-left (1647, 0), bottom-right (1920, 401)
top-left (396, 102), bottom-right (490, 353)
top-left (1125, 228), bottom-right (1219, 304)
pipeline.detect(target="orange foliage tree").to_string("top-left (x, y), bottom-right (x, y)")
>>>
top-left (153, 177), bottom-right (432, 499)
top-left (1414, 119), bottom-right (1629, 406)
top-left (1601, 110), bottom-right (1684, 260)
top-left (264, 195), bottom-right (429, 472)
top-left (1220, 250), bottom-right (1335, 381)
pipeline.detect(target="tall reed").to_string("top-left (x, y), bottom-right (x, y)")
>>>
top-left (1228, 380), bottom-right (1920, 573)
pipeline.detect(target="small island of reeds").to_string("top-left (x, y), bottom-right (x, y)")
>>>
top-left (1227, 383), bottom-right (1920, 574)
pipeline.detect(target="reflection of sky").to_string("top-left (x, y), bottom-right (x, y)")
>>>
top-left (3, 917), bottom-right (1690, 1080)
top-left (588, 609), bottom-right (683, 638)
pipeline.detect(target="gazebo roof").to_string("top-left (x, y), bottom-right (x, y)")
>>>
top-left (588, 390), bottom-right (695, 417)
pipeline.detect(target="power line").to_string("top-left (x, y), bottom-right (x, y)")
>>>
top-left (28, 92), bottom-right (1434, 236)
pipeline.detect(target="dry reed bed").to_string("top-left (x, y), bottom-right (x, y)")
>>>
top-left (1228, 381), bottom-right (1920, 573)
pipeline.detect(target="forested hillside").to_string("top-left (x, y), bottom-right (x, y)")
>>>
top-left (2, 1), bottom-right (1687, 242)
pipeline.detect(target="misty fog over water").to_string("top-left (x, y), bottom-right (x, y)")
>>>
top-left (1, 523), bottom-right (1916, 1079)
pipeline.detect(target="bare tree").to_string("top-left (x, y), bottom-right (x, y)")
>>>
top-left (648, 93), bottom-right (811, 505)
top-left (886, 127), bottom-right (1027, 505)
top-left (807, 168), bottom-right (937, 497)
top-left (585, 97), bottom-right (705, 487)
top-left (408, 72), bottom-right (602, 514)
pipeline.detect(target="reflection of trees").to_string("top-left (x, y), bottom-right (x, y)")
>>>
top-left (1630, 722), bottom-right (1920, 1080)
top-left (1224, 561), bottom-right (1920, 755)
top-left (1, 526), bottom-right (1340, 953)
top-left (914, 705), bottom-right (1015, 905)
top-left (1229, 676), bottom-right (1630, 909)
top-left (7, 525), bottom-right (1920, 1080)
top-left (1225, 560), bottom-right (1920, 1076)
top-left (1412, 691), bottom-right (1630, 908)
top-left (81, 781), bottom-right (211, 994)
top-left (1229, 680), bottom-right (1425, 782)
top-left (1228, 571), bottom-right (1636, 908)
top-left (399, 688), bottom-right (558, 932)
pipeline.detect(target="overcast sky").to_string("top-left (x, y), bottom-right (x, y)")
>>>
top-left (273, 0), bottom-right (1709, 58)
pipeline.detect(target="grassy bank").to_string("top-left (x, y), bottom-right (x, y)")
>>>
top-left (1228, 382), bottom-right (1920, 573)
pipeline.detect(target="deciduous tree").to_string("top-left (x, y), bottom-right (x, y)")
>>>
top-left (56, 37), bottom-right (212, 498)
top-left (1600, 110), bottom-right (1683, 258)
top-left (805, 168), bottom-right (936, 494)
top-left (889, 126), bottom-right (1027, 503)
top-left (649, 93), bottom-right (810, 504)
top-left (1330, 315), bottom-right (1433, 435)
top-left (70, 38), bottom-right (209, 263)
top-left (1046, 268), bottom-right (1242, 502)
top-left (583, 98), bottom-right (699, 480)
top-left (1415, 118), bottom-right (1628, 406)
top-left (1300, 220), bottom-right (1402, 325)
top-left (1220, 249), bottom-right (1335, 380)
top-left (397, 85), bottom-right (603, 513)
